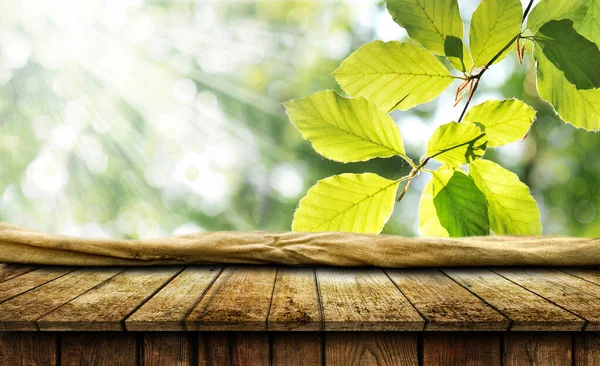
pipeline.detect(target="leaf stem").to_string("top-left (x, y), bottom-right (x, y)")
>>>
top-left (457, 33), bottom-right (520, 122)
top-left (522, 0), bottom-right (534, 24)
top-left (396, 156), bottom-right (430, 202)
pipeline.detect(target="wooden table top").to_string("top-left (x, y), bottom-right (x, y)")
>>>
top-left (1, 264), bottom-right (599, 332)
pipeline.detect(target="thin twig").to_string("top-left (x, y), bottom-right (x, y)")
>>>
top-left (457, 33), bottom-right (519, 122)
top-left (522, 0), bottom-right (534, 24)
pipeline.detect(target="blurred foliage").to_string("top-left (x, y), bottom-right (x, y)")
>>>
top-left (0, 0), bottom-right (598, 238)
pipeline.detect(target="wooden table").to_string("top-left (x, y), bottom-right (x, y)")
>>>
top-left (1, 264), bottom-right (600, 365)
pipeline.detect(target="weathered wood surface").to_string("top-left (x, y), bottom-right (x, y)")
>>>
top-left (495, 268), bottom-right (600, 331)
top-left (186, 266), bottom-right (277, 331)
top-left (387, 269), bottom-right (508, 331)
top-left (423, 333), bottom-right (501, 365)
top-left (317, 268), bottom-right (423, 331)
top-left (3, 264), bottom-right (600, 331)
top-left (503, 333), bottom-right (573, 365)
top-left (126, 266), bottom-right (222, 331)
top-left (37, 267), bottom-right (182, 331)
top-left (268, 268), bottom-right (321, 331)
top-left (3, 331), bottom-right (600, 365)
top-left (326, 332), bottom-right (418, 365)
top-left (445, 268), bottom-right (585, 331)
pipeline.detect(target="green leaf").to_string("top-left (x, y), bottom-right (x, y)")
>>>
top-left (445, 36), bottom-right (474, 73)
top-left (469, 0), bottom-right (522, 67)
top-left (469, 159), bottom-right (542, 235)
top-left (527, 0), bottom-right (588, 34)
top-left (385, 0), bottom-right (464, 57)
top-left (284, 90), bottom-right (406, 162)
top-left (577, 0), bottom-right (600, 47)
top-left (419, 169), bottom-right (490, 237)
top-left (535, 47), bottom-right (600, 131)
top-left (333, 41), bottom-right (457, 112)
top-left (534, 19), bottom-right (600, 90)
top-left (463, 99), bottom-right (536, 147)
top-left (426, 122), bottom-right (488, 167)
top-left (292, 173), bottom-right (400, 233)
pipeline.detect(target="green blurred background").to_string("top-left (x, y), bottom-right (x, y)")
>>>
top-left (0, 0), bottom-right (598, 238)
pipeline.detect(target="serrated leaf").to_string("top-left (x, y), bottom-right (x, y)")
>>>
top-left (527, 0), bottom-right (588, 34)
top-left (333, 41), bottom-right (457, 112)
top-left (470, 159), bottom-right (541, 235)
top-left (419, 169), bottom-right (489, 237)
top-left (284, 90), bottom-right (406, 162)
top-left (535, 47), bottom-right (600, 131)
top-left (534, 19), bottom-right (600, 90)
top-left (426, 122), bottom-right (488, 167)
top-left (463, 99), bottom-right (536, 147)
top-left (469, 0), bottom-right (522, 67)
top-left (385, 0), bottom-right (463, 57)
top-left (292, 173), bottom-right (400, 233)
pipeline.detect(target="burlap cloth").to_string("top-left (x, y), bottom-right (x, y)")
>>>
top-left (1, 223), bottom-right (599, 267)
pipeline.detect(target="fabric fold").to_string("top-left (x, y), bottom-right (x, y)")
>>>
top-left (1, 223), bottom-right (599, 267)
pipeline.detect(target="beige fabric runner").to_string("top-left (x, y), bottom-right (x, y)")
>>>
top-left (1, 223), bottom-right (599, 267)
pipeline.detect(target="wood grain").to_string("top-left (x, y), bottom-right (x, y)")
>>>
top-left (0, 333), bottom-right (56, 366)
top-left (496, 268), bottom-right (600, 331)
top-left (37, 267), bottom-right (182, 331)
top-left (445, 268), bottom-right (584, 331)
top-left (0, 267), bottom-right (73, 303)
top-left (504, 333), bottom-right (572, 366)
top-left (317, 268), bottom-right (423, 331)
top-left (271, 333), bottom-right (322, 366)
top-left (575, 333), bottom-right (600, 366)
top-left (61, 333), bottom-right (137, 365)
top-left (268, 267), bottom-right (321, 331)
top-left (562, 268), bottom-right (600, 287)
top-left (326, 332), bottom-right (418, 366)
top-left (186, 266), bottom-right (277, 331)
top-left (0, 268), bottom-right (123, 331)
top-left (0, 264), bottom-right (36, 283)
top-left (143, 333), bottom-right (192, 366)
top-left (423, 333), bottom-right (501, 366)
top-left (197, 332), bottom-right (269, 366)
top-left (387, 269), bottom-right (508, 331)
top-left (126, 266), bottom-right (222, 331)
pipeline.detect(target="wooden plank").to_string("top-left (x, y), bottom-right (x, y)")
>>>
top-left (126, 266), bottom-right (222, 331)
top-left (423, 333), bottom-right (500, 366)
top-left (197, 332), bottom-right (269, 366)
top-left (504, 333), bottom-right (572, 365)
top-left (37, 267), bottom-right (182, 331)
top-left (143, 333), bottom-right (192, 366)
top-left (562, 268), bottom-right (600, 287)
top-left (61, 333), bottom-right (137, 365)
top-left (0, 268), bottom-right (123, 331)
top-left (0, 267), bottom-right (73, 303)
top-left (575, 333), bottom-right (600, 366)
top-left (317, 268), bottom-right (423, 331)
top-left (268, 267), bottom-right (321, 331)
top-left (325, 332), bottom-right (418, 366)
top-left (387, 269), bottom-right (509, 331)
top-left (0, 333), bottom-right (56, 366)
top-left (496, 268), bottom-right (600, 331)
top-left (271, 333), bottom-right (322, 366)
top-left (444, 268), bottom-right (585, 331)
top-left (0, 264), bottom-right (37, 283)
top-left (186, 266), bottom-right (277, 331)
